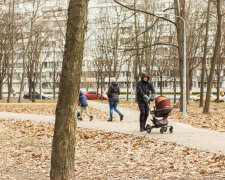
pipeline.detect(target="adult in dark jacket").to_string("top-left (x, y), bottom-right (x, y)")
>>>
top-left (107, 78), bottom-right (124, 122)
top-left (136, 72), bottom-right (156, 132)
top-left (78, 90), bottom-right (93, 121)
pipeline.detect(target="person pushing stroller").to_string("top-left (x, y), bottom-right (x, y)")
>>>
top-left (136, 72), bottom-right (156, 132)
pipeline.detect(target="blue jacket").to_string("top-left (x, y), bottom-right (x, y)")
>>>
top-left (79, 91), bottom-right (88, 107)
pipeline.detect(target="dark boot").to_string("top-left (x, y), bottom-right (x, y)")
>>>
top-left (107, 118), bottom-right (113, 122)
top-left (78, 117), bottom-right (83, 121)
top-left (143, 123), bottom-right (147, 131)
top-left (90, 116), bottom-right (93, 121)
top-left (120, 114), bottom-right (124, 121)
top-left (140, 123), bottom-right (144, 132)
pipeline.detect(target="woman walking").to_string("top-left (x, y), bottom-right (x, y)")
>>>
top-left (107, 78), bottom-right (124, 122)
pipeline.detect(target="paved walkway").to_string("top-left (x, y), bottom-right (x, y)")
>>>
top-left (0, 101), bottom-right (225, 155)
top-left (86, 101), bottom-right (225, 155)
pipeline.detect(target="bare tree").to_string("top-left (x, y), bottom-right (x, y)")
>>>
top-left (6, 0), bottom-right (16, 103)
top-left (50, 0), bottom-right (88, 179)
top-left (26, 28), bottom-right (47, 102)
top-left (174, 0), bottom-right (186, 111)
top-left (18, 30), bottom-right (28, 103)
top-left (90, 56), bottom-right (108, 100)
top-left (49, 8), bottom-right (66, 99)
top-left (215, 29), bottom-right (224, 102)
top-left (203, 0), bottom-right (222, 113)
top-left (0, 13), bottom-right (9, 99)
top-left (200, 0), bottom-right (211, 107)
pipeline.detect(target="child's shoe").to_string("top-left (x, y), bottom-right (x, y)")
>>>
top-left (78, 117), bottom-right (83, 121)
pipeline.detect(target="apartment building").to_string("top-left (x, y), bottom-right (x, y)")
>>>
top-left (83, 0), bottom-right (225, 94)
top-left (0, 0), bottom-right (224, 95)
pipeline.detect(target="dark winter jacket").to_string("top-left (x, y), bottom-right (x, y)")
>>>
top-left (136, 72), bottom-right (156, 104)
top-left (79, 91), bottom-right (88, 107)
top-left (107, 82), bottom-right (120, 102)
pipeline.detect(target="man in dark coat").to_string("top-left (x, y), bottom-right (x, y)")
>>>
top-left (78, 90), bottom-right (93, 121)
top-left (107, 78), bottom-right (124, 122)
top-left (136, 72), bottom-right (156, 132)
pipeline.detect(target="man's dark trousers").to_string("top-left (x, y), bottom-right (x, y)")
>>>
top-left (138, 103), bottom-right (149, 130)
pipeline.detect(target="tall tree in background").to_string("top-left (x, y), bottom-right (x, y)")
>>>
top-left (0, 13), bottom-right (8, 100)
top-left (174, 0), bottom-right (186, 111)
top-left (200, 0), bottom-right (211, 107)
top-left (7, 0), bottom-right (15, 103)
top-left (203, 0), bottom-right (222, 113)
top-left (215, 16), bottom-right (224, 102)
top-left (133, 0), bottom-right (141, 86)
top-left (50, 0), bottom-right (88, 179)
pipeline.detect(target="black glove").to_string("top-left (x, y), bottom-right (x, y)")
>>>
top-left (150, 94), bottom-right (156, 101)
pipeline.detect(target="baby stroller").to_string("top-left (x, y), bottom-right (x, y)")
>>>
top-left (146, 96), bottom-right (173, 134)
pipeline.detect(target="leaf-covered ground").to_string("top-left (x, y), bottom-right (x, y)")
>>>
top-left (0, 118), bottom-right (224, 179)
top-left (0, 104), bottom-right (116, 122)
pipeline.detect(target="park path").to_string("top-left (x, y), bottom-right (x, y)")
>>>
top-left (0, 101), bottom-right (225, 155)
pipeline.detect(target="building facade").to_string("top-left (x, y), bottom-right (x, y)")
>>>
top-left (0, 0), bottom-right (224, 96)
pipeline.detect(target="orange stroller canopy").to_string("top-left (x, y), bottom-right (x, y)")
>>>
top-left (155, 96), bottom-right (172, 110)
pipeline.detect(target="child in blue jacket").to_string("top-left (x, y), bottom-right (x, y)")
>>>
top-left (78, 90), bottom-right (93, 121)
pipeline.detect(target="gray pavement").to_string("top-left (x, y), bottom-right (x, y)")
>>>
top-left (0, 101), bottom-right (225, 155)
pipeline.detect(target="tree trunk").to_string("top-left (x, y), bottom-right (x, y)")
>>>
top-left (134, 0), bottom-right (140, 86)
top-left (0, 82), bottom-right (3, 100)
top-left (32, 86), bottom-right (36, 102)
top-left (18, 55), bottom-right (26, 103)
top-left (173, 75), bottom-right (177, 103)
top-left (173, 58), bottom-right (177, 103)
top-left (200, 0), bottom-right (211, 107)
top-left (7, 0), bottom-right (15, 103)
top-left (174, 0), bottom-right (185, 112)
top-left (53, 82), bottom-right (56, 100)
top-left (100, 75), bottom-right (103, 101)
top-left (126, 65), bottom-right (130, 101)
top-left (50, 0), bottom-right (88, 179)
top-left (216, 52), bottom-right (222, 103)
top-left (18, 72), bottom-right (25, 103)
top-left (53, 50), bottom-right (56, 100)
top-left (97, 75), bottom-right (100, 100)
top-left (29, 81), bottom-right (32, 101)
top-left (186, 62), bottom-right (190, 104)
top-left (203, 0), bottom-right (222, 113)
top-left (160, 75), bottom-right (163, 95)
top-left (216, 74), bottom-right (220, 103)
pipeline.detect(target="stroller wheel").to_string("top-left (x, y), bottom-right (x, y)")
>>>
top-left (169, 126), bottom-right (173, 133)
top-left (146, 124), bottom-right (152, 133)
top-left (160, 128), bottom-right (164, 134)
top-left (164, 127), bottom-right (167, 132)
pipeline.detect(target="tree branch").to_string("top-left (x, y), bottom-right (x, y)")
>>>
top-left (120, 18), bottom-right (160, 47)
top-left (104, 42), bottom-right (178, 51)
top-left (113, 0), bottom-right (176, 25)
